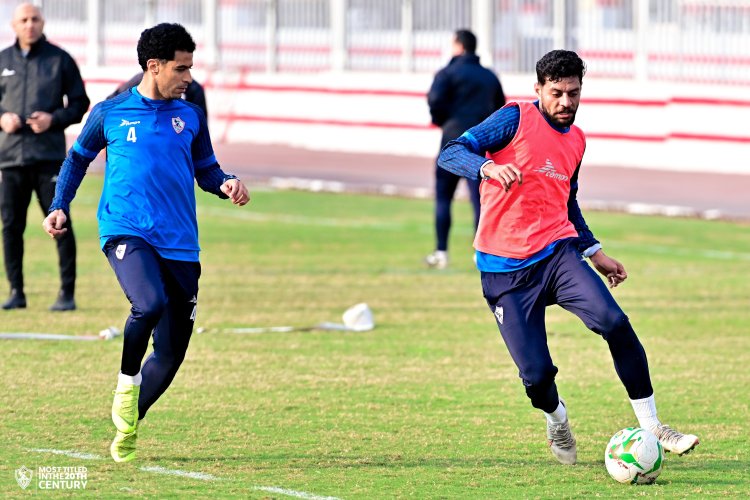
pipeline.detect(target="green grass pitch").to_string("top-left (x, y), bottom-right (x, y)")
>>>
top-left (1, 175), bottom-right (748, 497)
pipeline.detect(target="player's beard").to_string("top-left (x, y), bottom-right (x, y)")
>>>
top-left (540, 103), bottom-right (577, 127)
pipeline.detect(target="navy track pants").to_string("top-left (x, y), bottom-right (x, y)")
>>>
top-left (480, 238), bottom-right (653, 413)
top-left (105, 236), bottom-right (200, 419)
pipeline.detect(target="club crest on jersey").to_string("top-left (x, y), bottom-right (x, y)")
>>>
top-left (171, 116), bottom-right (185, 134)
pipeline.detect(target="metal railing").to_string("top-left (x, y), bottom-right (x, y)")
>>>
top-left (0, 0), bottom-right (747, 83)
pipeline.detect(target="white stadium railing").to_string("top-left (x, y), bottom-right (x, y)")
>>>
top-left (0, 0), bottom-right (747, 84)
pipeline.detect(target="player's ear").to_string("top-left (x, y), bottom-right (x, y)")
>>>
top-left (146, 58), bottom-right (160, 74)
top-left (534, 82), bottom-right (542, 99)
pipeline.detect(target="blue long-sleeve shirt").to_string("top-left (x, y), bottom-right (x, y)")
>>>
top-left (437, 102), bottom-right (600, 271)
top-left (50, 87), bottom-right (235, 262)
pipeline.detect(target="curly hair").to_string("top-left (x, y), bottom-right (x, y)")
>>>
top-left (137, 23), bottom-right (196, 70)
top-left (536, 50), bottom-right (586, 85)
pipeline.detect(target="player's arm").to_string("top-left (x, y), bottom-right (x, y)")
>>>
top-left (437, 104), bottom-right (521, 190)
top-left (43, 150), bottom-right (91, 238)
top-left (567, 164), bottom-right (627, 287)
top-left (194, 160), bottom-right (249, 206)
top-left (44, 104), bottom-right (106, 238)
top-left (191, 111), bottom-right (249, 206)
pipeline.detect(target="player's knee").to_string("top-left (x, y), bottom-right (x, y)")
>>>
top-left (150, 350), bottom-right (185, 374)
top-left (132, 296), bottom-right (167, 322)
top-left (522, 363), bottom-right (558, 389)
top-left (593, 309), bottom-right (630, 337)
top-left (597, 311), bottom-right (640, 345)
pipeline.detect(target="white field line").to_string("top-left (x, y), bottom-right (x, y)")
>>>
top-left (1, 333), bottom-right (100, 341)
top-left (27, 449), bottom-right (220, 482)
top-left (254, 486), bottom-right (342, 500)
top-left (27, 448), bottom-right (104, 460)
top-left (27, 449), bottom-right (343, 497)
top-left (28, 449), bottom-right (342, 497)
top-left (139, 465), bottom-right (221, 481)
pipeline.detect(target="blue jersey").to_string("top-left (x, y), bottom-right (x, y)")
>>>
top-left (51, 87), bottom-right (232, 261)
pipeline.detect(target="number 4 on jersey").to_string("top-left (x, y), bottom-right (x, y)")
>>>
top-left (127, 126), bottom-right (137, 143)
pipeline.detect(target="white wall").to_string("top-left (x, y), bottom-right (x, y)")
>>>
top-left (79, 68), bottom-right (750, 174)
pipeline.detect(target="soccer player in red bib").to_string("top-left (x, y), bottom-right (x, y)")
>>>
top-left (437, 50), bottom-right (698, 464)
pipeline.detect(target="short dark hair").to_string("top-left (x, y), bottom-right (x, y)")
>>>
top-left (137, 23), bottom-right (196, 70)
top-left (536, 50), bottom-right (586, 85)
top-left (454, 29), bottom-right (477, 54)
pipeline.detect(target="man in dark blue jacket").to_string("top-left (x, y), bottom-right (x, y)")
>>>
top-left (426, 29), bottom-right (504, 269)
top-left (0, 3), bottom-right (89, 311)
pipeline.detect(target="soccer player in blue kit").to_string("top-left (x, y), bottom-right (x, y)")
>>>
top-left (43, 23), bottom-right (249, 463)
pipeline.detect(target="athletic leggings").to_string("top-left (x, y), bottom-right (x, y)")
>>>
top-left (480, 238), bottom-right (653, 413)
top-left (105, 236), bottom-right (200, 419)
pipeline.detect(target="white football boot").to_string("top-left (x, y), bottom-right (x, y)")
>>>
top-left (546, 401), bottom-right (577, 465)
top-left (651, 424), bottom-right (699, 455)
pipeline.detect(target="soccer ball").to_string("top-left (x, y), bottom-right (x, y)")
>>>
top-left (604, 427), bottom-right (664, 485)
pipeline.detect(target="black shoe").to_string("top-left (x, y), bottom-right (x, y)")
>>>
top-left (50, 291), bottom-right (76, 312)
top-left (2, 289), bottom-right (26, 310)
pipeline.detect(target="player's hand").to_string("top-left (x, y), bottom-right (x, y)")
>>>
top-left (26, 111), bottom-right (53, 133)
top-left (0, 112), bottom-right (22, 133)
top-left (43, 209), bottom-right (68, 239)
top-left (589, 250), bottom-right (628, 288)
top-left (483, 162), bottom-right (523, 192)
top-left (220, 178), bottom-right (250, 206)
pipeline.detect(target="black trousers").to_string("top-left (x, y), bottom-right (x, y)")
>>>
top-left (0, 163), bottom-right (76, 295)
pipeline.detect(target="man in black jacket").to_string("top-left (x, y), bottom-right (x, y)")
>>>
top-left (0, 3), bottom-right (89, 311)
top-left (426, 30), bottom-right (505, 269)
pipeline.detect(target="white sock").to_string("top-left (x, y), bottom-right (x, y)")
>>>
top-left (118, 371), bottom-right (142, 386)
top-left (630, 394), bottom-right (661, 430)
top-left (544, 400), bottom-right (567, 424)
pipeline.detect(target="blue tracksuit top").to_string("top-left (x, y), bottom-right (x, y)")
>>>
top-left (50, 87), bottom-right (232, 262)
